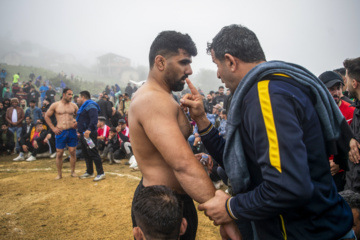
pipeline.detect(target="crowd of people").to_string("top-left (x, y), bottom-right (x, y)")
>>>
top-left (1, 24), bottom-right (360, 240)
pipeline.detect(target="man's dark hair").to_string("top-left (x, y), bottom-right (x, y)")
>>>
top-left (149, 31), bottom-right (198, 68)
top-left (30, 100), bottom-right (36, 104)
top-left (333, 67), bottom-right (346, 76)
top-left (339, 190), bottom-right (360, 217)
top-left (222, 109), bottom-right (227, 115)
top-left (133, 185), bottom-right (183, 240)
top-left (207, 24), bottom-right (266, 63)
top-left (62, 87), bottom-right (72, 95)
top-left (343, 57), bottom-right (360, 82)
top-left (79, 91), bottom-right (91, 99)
top-left (219, 86), bottom-right (224, 90)
top-left (124, 93), bottom-right (129, 97)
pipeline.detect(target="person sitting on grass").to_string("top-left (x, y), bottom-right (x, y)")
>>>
top-left (132, 185), bottom-right (187, 240)
top-left (0, 123), bottom-right (15, 155)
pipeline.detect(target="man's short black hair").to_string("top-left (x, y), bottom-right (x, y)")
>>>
top-left (343, 57), bottom-right (360, 82)
top-left (133, 185), bottom-right (183, 240)
top-left (149, 30), bottom-right (197, 69)
top-left (219, 86), bottom-right (224, 89)
top-left (62, 87), bottom-right (72, 95)
top-left (80, 91), bottom-right (91, 99)
top-left (207, 24), bottom-right (266, 63)
top-left (30, 100), bottom-right (36, 104)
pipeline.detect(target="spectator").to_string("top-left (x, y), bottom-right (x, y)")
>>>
top-left (13, 73), bottom-right (20, 84)
top-left (319, 70), bottom-right (355, 191)
top-left (344, 57), bottom-right (360, 193)
top-left (97, 93), bottom-right (112, 126)
top-left (339, 190), bottom-right (360, 239)
top-left (45, 85), bottom-right (56, 103)
top-left (3, 86), bottom-right (12, 99)
top-left (19, 99), bottom-right (28, 113)
top-left (204, 93), bottom-right (214, 114)
top-left (0, 102), bottom-right (5, 127)
top-left (25, 100), bottom-right (42, 125)
top-left (0, 123), bottom-right (15, 155)
top-left (39, 82), bottom-right (49, 107)
top-left (213, 86), bottom-right (228, 109)
top-left (13, 116), bottom-right (34, 161)
top-left (123, 93), bottom-right (131, 118)
top-left (104, 127), bottom-right (120, 165)
top-left (133, 84), bottom-right (138, 93)
top-left (27, 87), bottom-right (40, 107)
top-left (0, 69), bottom-right (7, 84)
top-left (97, 116), bottom-right (110, 156)
top-left (132, 185), bottom-right (187, 240)
top-left (15, 87), bottom-right (28, 101)
top-left (3, 98), bottom-right (10, 112)
top-left (116, 118), bottom-right (133, 162)
top-left (116, 94), bottom-right (124, 116)
top-left (218, 109), bottom-right (227, 138)
top-left (29, 72), bottom-right (35, 81)
top-left (125, 82), bottom-right (133, 98)
top-left (12, 83), bottom-right (20, 96)
top-left (110, 107), bottom-right (122, 127)
top-left (5, 98), bottom-right (24, 153)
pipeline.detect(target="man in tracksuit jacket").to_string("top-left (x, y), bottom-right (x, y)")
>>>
top-left (181, 24), bottom-right (354, 239)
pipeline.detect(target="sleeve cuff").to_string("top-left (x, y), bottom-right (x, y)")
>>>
top-left (198, 122), bottom-right (214, 137)
top-left (225, 197), bottom-right (238, 220)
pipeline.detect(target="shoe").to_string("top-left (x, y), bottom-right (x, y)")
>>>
top-left (129, 160), bottom-right (138, 169)
top-left (26, 155), bottom-right (37, 162)
top-left (93, 174), bottom-right (105, 182)
top-left (27, 152), bottom-right (32, 158)
top-left (50, 152), bottom-right (57, 159)
top-left (79, 173), bottom-right (95, 179)
top-left (37, 151), bottom-right (50, 158)
top-left (113, 159), bottom-right (121, 164)
top-left (63, 152), bottom-right (66, 157)
top-left (13, 154), bottom-right (25, 161)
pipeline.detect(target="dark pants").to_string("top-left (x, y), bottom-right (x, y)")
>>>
top-left (131, 179), bottom-right (198, 240)
top-left (80, 132), bottom-right (104, 175)
top-left (97, 139), bottom-right (106, 151)
top-left (20, 141), bottom-right (49, 156)
top-left (0, 143), bottom-right (15, 153)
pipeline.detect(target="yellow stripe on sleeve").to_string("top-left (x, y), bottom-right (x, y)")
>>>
top-left (258, 80), bottom-right (282, 173)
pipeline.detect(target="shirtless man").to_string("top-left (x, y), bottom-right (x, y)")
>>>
top-left (129, 31), bottom-right (240, 240)
top-left (45, 87), bottom-right (78, 179)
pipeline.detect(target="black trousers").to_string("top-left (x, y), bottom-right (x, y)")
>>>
top-left (131, 179), bottom-right (198, 240)
top-left (80, 131), bottom-right (104, 175)
top-left (20, 141), bottom-right (49, 156)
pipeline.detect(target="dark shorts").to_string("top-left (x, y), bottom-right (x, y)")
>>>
top-left (131, 179), bottom-right (198, 240)
top-left (55, 128), bottom-right (78, 149)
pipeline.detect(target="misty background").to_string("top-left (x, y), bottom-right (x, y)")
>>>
top-left (0, 0), bottom-right (359, 94)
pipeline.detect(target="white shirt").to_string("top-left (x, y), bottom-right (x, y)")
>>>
top-left (12, 108), bottom-right (18, 123)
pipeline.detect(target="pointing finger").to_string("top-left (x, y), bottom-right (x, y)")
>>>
top-left (186, 78), bottom-right (200, 96)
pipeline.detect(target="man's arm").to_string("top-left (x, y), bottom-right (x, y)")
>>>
top-left (45, 103), bottom-right (61, 135)
top-left (138, 94), bottom-right (215, 204)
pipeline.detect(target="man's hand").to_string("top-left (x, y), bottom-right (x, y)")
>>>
top-left (33, 141), bottom-right (39, 149)
top-left (84, 130), bottom-right (91, 139)
top-left (220, 221), bottom-right (242, 240)
top-left (22, 145), bottom-right (28, 152)
top-left (198, 190), bottom-right (233, 225)
top-left (180, 79), bottom-right (207, 121)
top-left (349, 138), bottom-right (360, 164)
top-left (52, 126), bottom-right (63, 135)
top-left (329, 160), bottom-right (340, 176)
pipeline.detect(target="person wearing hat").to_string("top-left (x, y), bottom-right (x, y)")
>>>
top-left (5, 98), bottom-right (24, 153)
top-left (104, 127), bottom-right (120, 165)
top-left (116, 118), bottom-right (133, 162)
top-left (319, 70), bottom-right (355, 192)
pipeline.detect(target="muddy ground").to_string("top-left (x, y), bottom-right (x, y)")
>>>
top-left (0, 153), bottom-right (221, 239)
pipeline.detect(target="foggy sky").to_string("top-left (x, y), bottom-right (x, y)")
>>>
top-left (0, 0), bottom-right (359, 77)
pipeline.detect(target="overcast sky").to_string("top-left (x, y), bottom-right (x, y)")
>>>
top-left (1, 0), bottom-right (359, 77)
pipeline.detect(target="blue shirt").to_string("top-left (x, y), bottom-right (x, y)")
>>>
top-left (39, 86), bottom-right (49, 98)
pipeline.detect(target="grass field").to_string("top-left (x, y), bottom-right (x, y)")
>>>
top-left (0, 153), bottom-right (222, 240)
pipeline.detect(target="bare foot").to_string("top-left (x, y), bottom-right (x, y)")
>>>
top-left (55, 175), bottom-right (62, 180)
top-left (71, 173), bottom-right (77, 178)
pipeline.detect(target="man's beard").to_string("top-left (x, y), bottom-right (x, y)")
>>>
top-left (170, 75), bottom-right (187, 92)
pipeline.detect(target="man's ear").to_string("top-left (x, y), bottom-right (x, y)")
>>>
top-left (154, 55), bottom-right (166, 71)
top-left (353, 78), bottom-right (358, 89)
top-left (133, 227), bottom-right (145, 240)
top-left (179, 218), bottom-right (188, 236)
top-left (224, 53), bottom-right (237, 72)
